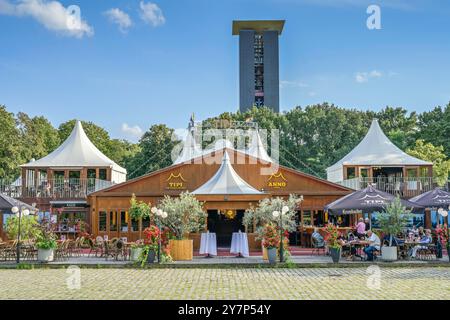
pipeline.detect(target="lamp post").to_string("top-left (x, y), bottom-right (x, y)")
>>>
top-left (154, 208), bottom-right (167, 264)
top-left (11, 206), bottom-right (30, 264)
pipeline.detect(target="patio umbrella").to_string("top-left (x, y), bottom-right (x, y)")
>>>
top-left (409, 187), bottom-right (450, 210)
top-left (0, 192), bottom-right (37, 214)
top-left (324, 185), bottom-right (423, 215)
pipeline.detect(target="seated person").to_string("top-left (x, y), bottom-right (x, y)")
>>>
top-left (411, 229), bottom-right (433, 259)
top-left (417, 226), bottom-right (425, 238)
top-left (382, 234), bottom-right (404, 246)
top-left (311, 228), bottom-right (325, 248)
top-left (355, 218), bottom-right (367, 238)
top-left (338, 235), bottom-right (357, 260)
top-left (363, 230), bottom-right (381, 261)
top-left (409, 225), bottom-right (419, 237)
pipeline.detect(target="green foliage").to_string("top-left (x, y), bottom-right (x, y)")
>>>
top-left (378, 197), bottom-right (412, 246)
top-left (243, 194), bottom-right (303, 239)
top-left (129, 194), bottom-right (151, 221)
top-left (407, 140), bottom-right (450, 186)
top-left (5, 215), bottom-right (40, 240)
top-left (35, 222), bottom-right (58, 249)
top-left (0, 105), bottom-right (24, 179)
top-left (126, 124), bottom-right (179, 178)
top-left (159, 192), bottom-right (207, 240)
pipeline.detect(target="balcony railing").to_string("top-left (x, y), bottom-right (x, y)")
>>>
top-left (0, 178), bottom-right (114, 200)
top-left (338, 177), bottom-right (449, 198)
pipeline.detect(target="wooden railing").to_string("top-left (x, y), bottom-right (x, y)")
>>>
top-left (0, 178), bottom-right (114, 200)
top-left (338, 177), bottom-right (448, 198)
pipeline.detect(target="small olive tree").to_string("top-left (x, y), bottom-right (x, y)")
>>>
top-left (159, 192), bottom-right (207, 240)
top-left (378, 196), bottom-right (412, 246)
top-left (243, 194), bottom-right (303, 239)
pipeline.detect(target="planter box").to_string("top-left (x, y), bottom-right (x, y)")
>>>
top-left (37, 248), bottom-right (54, 262)
top-left (130, 248), bottom-right (143, 261)
top-left (381, 246), bottom-right (397, 261)
top-left (262, 239), bottom-right (289, 260)
top-left (169, 239), bottom-right (193, 261)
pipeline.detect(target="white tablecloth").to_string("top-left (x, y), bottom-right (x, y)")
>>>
top-left (230, 232), bottom-right (249, 257)
top-left (199, 232), bottom-right (217, 256)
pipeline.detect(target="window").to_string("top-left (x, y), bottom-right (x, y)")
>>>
top-left (110, 211), bottom-right (117, 232)
top-left (131, 215), bottom-right (139, 232)
top-left (120, 211), bottom-right (129, 232)
top-left (407, 168), bottom-right (417, 178)
top-left (142, 216), bottom-right (150, 229)
top-left (408, 214), bottom-right (425, 229)
top-left (69, 171), bottom-right (80, 179)
top-left (313, 210), bottom-right (325, 227)
top-left (87, 169), bottom-right (97, 179)
top-left (360, 168), bottom-right (369, 178)
top-left (346, 167), bottom-right (356, 179)
top-left (99, 211), bottom-right (107, 232)
top-left (302, 210), bottom-right (312, 226)
top-left (99, 169), bottom-right (107, 180)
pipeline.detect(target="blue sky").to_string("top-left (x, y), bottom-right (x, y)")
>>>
top-left (1, 0), bottom-right (449, 141)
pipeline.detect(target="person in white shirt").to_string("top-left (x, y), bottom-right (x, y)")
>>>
top-left (363, 230), bottom-right (381, 261)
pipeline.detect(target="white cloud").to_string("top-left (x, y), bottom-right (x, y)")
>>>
top-left (280, 80), bottom-right (309, 89)
top-left (121, 123), bottom-right (143, 140)
top-left (104, 8), bottom-right (132, 33)
top-left (139, 1), bottom-right (165, 27)
top-left (355, 70), bottom-right (383, 83)
top-left (0, 0), bottom-right (93, 38)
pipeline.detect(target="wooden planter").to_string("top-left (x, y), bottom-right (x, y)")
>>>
top-left (169, 239), bottom-right (193, 261)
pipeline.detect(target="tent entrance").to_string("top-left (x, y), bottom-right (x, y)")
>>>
top-left (207, 210), bottom-right (245, 247)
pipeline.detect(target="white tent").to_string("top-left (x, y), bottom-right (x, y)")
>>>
top-left (21, 121), bottom-right (127, 183)
top-left (192, 151), bottom-right (263, 195)
top-left (326, 119), bottom-right (432, 183)
top-left (173, 130), bottom-right (202, 164)
top-left (246, 130), bottom-right (272, 163)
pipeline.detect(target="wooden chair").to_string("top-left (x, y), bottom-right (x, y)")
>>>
top-left (416, 244), bottom-right (437, 260)
top-left (87, 238), bottom-right (102, 257)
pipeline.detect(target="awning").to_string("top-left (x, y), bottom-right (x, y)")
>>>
top-left (409, 187), bottom-right (450, 209)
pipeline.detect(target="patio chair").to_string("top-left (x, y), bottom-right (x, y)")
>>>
top-left (87, 238), bottom-right (102, 257)
top-left (416, 244), bottom-right (437, 261)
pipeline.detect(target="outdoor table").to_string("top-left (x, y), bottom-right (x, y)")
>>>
top-left (230, 232), bottom-right (249, 258)
top-left (348, 240), bottom-right (370, 260)
top-left (199, 232), bottom-right (217, 257)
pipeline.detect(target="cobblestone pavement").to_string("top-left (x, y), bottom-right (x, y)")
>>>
top-left (0, 267), bottom-right (449, 300)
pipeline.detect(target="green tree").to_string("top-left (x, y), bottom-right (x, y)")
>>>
top-left (416, 104), bottom-right (450, 158)
top-left (0, 105), bottom-right (23, 179)
top-left (378, 197), bottom-right (412, 246)
top-left (17, 112), bottom-right (60, 162)
top-left (406, 140), bottom-right (450, 186)
top-left (127, 124), bottom-right (179, 178)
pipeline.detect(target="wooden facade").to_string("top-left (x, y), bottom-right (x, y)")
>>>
top-left (88, 148), bottom-right (352, 248)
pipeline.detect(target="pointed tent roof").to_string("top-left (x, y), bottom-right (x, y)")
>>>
top-left (324, 185), bottom-right (423, 215)
top-left (246, 130), bottom-right (272, 163)
top-left (174, 129), bottom-right (202, 164)
top-left (192, 151), bottom-right (263, 195)
top-left (409, 187), bottom-right (450, 209)
top-left (327, 119), bottom-right (432, 172)
top-left (21, 121), bottom-right (126, 174)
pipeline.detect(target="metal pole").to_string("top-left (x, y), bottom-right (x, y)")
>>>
top-left (16, 209), bottom-right (21, 264)
top-left (157, 220), bottom-right (162, 264)
top-left (279, 213), bottom-right (284, 263)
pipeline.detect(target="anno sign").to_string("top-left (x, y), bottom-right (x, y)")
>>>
top-left (267, 172), bottom-right (287, 189)
top-left (166, 173), bottom-right (187, 190)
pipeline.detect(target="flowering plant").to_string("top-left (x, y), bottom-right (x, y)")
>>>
top-left (143, 225), bottom-right (160, 250)
top-left (262, 223), bottom-right (281, 249)
top-left (322, 223), bottom-right (342, 250)
top-left (436, 223), bottom-right (449, 248)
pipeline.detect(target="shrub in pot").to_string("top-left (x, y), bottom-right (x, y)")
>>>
top-left (159, 192), bottom-right (206, 261)
top-left (130, 240), bottom-right (145, 262)
top-left (323, 224), bottom-right (341, 263)
top-left (378, 197), bottom-right (412, 261)
top-left (262, 223), bottom-right (281, 264)
top-left (436, 223), bottom-right (449, 262)
top-left (35, 221), bottom-right (58, 262)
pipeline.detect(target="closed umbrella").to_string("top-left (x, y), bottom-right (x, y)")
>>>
top-left (325, 185), bottom-right (423, 215)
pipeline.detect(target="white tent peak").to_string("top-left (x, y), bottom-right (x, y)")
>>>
top-left (21, 120), bottom-right (127, 179)
top-left (326, 119), bottom-right (431, 182)
top-left (174, 129), bottom-right (202, 164)
top-left (246, 130), bottom-right (272, 163)
top-left (192, 151), bottom-right (263, 195)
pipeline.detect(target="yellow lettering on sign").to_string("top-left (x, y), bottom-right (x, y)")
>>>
top-left (267, 172), bottom-right (287, 189)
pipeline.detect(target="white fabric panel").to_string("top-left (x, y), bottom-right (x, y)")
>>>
top-left (21, 121), bottom-right (127, 174)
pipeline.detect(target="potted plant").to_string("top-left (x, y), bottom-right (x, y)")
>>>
top-left (142, 225), bottom-right (160, 264)
top-left (378, 197), bottom-right (412, 261)
top-left (35, 226), bottom-right (57, 262)
top-left (262, 223), bottom-right (280, 264)
top-left (436, 223), bottom-right (449, 262)
top-left (243, 194), bottom-right (303, 260)
top-left (323, 224), bottom-right (341, 263)
top-left (129, 194), bottom-right (151, 240)
top-left (159, 192), bottom-right (206, 261)
top-left (130, 240), bottom-right (145, 261)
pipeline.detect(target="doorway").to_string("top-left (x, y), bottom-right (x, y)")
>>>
top-left (207, 210), bottom-right (245, 247)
